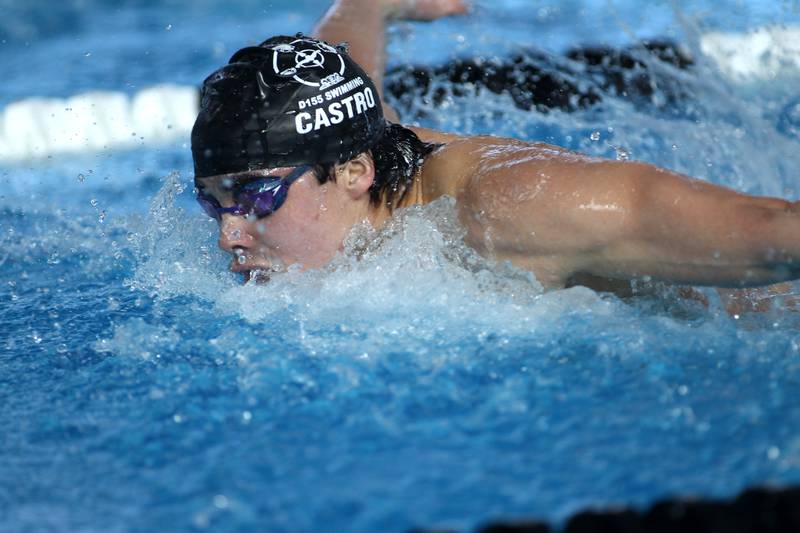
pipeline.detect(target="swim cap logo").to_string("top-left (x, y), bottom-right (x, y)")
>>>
top-left (294, 49), bottom-right (325, 70)
top-left (271, 39), bottom-right (346, 91)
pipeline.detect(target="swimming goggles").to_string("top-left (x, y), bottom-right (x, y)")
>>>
top-left (196, 165), bottom-right (313, 220)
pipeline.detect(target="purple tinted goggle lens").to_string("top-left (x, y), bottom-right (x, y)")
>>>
top-left (196, 165), bottom-right (312, 220)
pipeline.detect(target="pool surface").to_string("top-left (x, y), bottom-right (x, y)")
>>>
top-left (2, 1), bottom-right (800, 531)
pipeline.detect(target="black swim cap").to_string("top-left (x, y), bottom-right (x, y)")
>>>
top-left (192, 34), bottom-right (385, 178)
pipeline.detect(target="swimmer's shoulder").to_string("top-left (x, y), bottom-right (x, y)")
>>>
top-left (410, 125), bottom-right (579, 199)
top-left (410, 125), bottom-right (576, 160)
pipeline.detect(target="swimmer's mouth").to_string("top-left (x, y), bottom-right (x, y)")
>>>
top-left (230, 249), bottom-right (275, 284)
top-left (245, 269), bottom-right (271, 285)
top-left (229, 263), bottom-right (281, 285)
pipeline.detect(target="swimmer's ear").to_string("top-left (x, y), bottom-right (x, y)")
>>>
top-left (336, 152), bottom-right (375, 200)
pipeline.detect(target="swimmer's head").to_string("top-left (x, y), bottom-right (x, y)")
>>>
top-left (192, 34), bottom-right (437, 275)
top-left (191, 34), bottom-right (385, 178)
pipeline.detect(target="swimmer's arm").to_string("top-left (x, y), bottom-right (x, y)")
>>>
top-left (559, 161), bottom-right (800, 287)
top-left (314, 0), bottom-right (467, 123)
top-left (314, 1), bottom-right (390, 93)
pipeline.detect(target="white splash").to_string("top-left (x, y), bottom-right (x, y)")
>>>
top-left (127, 177), bottom-right (627, 342)
top-left (701, 26), bottom-right (800, 81)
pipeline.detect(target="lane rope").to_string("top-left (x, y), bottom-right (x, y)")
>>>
top-left (0, 84), bottom-right (198, 162)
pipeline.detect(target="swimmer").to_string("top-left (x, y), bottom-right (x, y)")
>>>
top-left (192, 0), bottom-right (799, 299)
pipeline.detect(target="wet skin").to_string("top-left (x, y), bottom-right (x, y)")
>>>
top-left (197, 133), bottom-right (800, 291)
top-left (412, 127), bottom-right (800, 289)
top-left (196, 169), bottom-right (349, 279)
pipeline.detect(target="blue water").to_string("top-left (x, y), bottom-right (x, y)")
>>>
top-left (2, 1), bottom-right (800, 531)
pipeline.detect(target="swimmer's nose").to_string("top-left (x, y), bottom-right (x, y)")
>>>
top-left (218, 214), bottom-right (254, 252)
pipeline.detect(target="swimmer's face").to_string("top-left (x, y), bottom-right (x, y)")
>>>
top-left (195, 156), bottom-right (376, 282)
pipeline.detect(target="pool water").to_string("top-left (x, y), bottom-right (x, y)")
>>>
top-left (2, 1), bottom-right (800, 531)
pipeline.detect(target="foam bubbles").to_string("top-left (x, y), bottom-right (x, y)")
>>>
top-left (126, 171), bottom-right (232, 300)
top-left (126, 175), bottom-right (643, 384)
top-left (94, 317), bottom-right (179, 361)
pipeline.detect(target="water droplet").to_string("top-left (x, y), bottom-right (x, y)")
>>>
top-left (242, 411), bottom-right (253, 422)
top-left (590, 131), bottom-right (600, 141)
top-left (615, 147), bottom-right (630, 161)
top-left (90, 198), bottom-right (98, 207)
top-left (193, 512), bottom-right (210, 529)
top-left (213, 495), bottom-right (229, 509)
top-left (31, 332), bottom-right (42, 344)
top-left (173, 414), bottom-right (183, 423)
top-left (84, 52), bottom-right (91, 57)
top-left (767, 446), bottom-right (780, 460)
top-left (248, 270), bottom-right (270, 284)
top-left (149, 389), bottom-right (165, 400)
top-left (165, 24), bottom-right (172, 30)
top-left (77, 173), bottom-right (86, 183)
top-left (237, 254), bottom-right (246, 265)
top-left (56, 344), bottom-right (68, 354)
